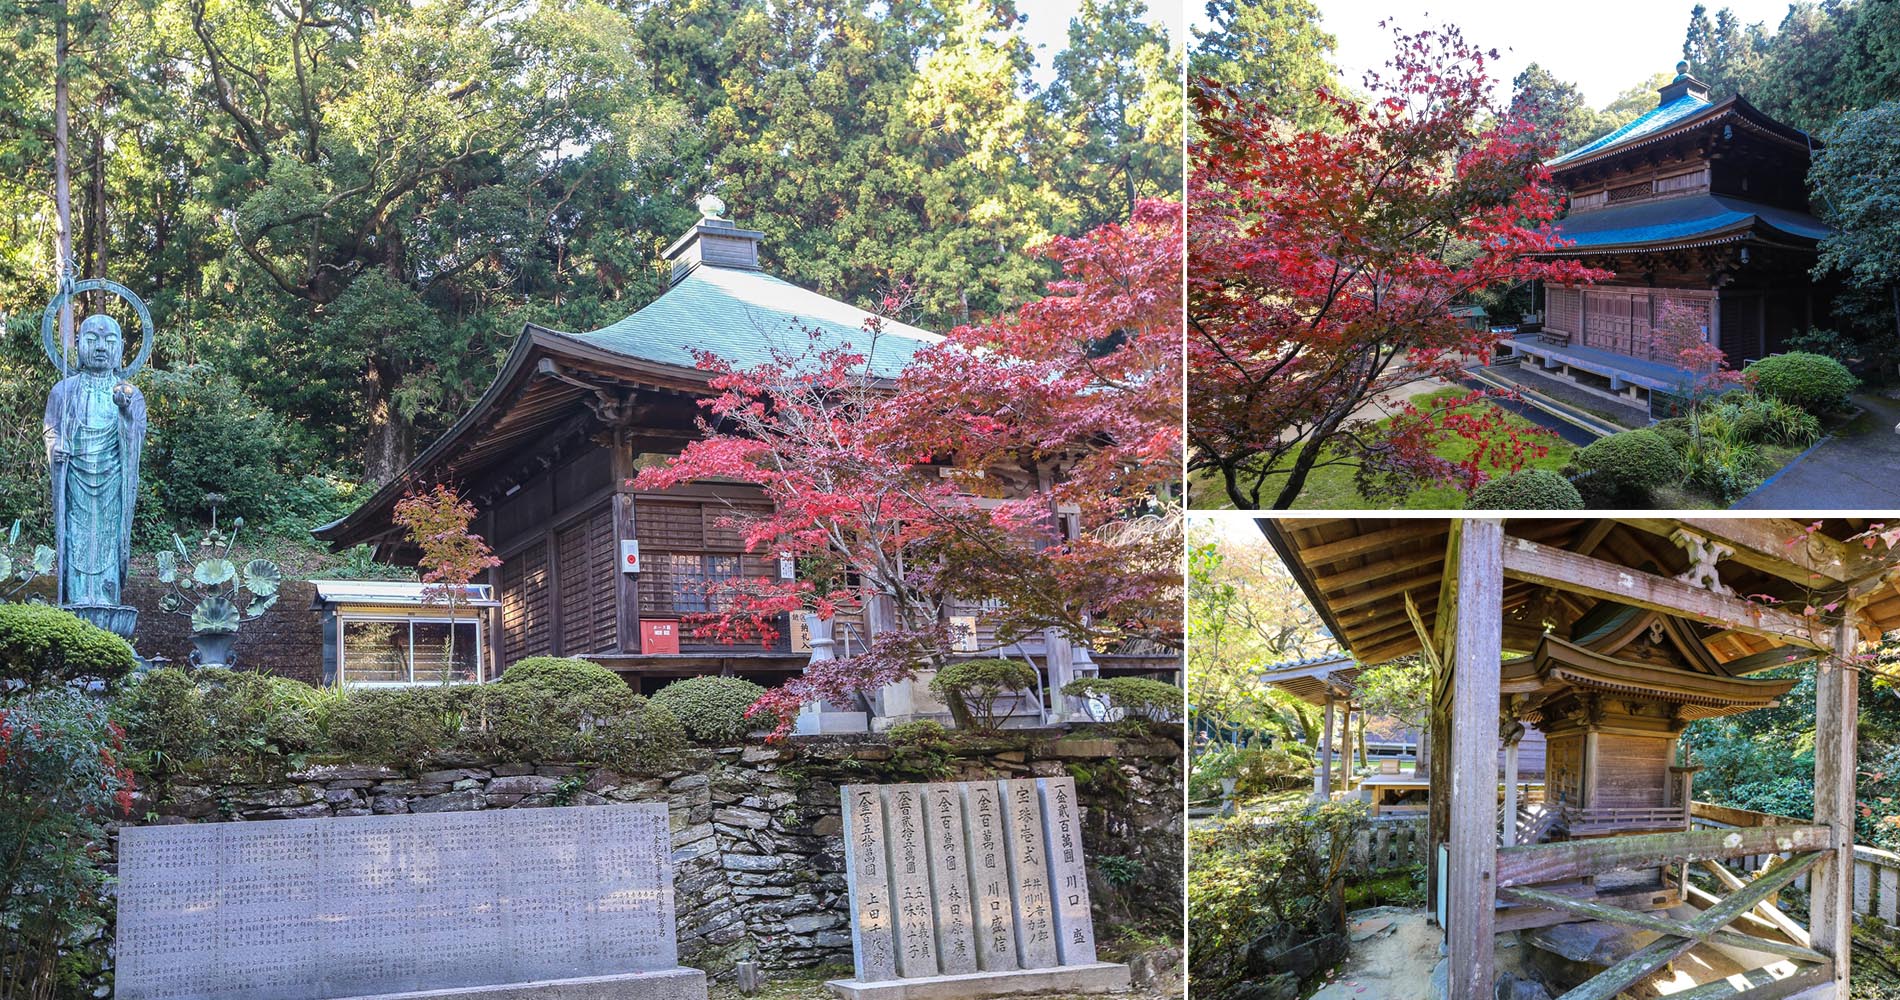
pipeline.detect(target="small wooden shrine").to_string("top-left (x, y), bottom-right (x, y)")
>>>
top-left (1503, 64), bottom-right (1835, 414)
top-left (1261, 517), bottom-right (1900, 999)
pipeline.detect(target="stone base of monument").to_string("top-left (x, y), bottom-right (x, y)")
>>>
top-left (333, 969), bottom-right (708, 1000)
top-left (824, 962), bottom-right (1132, 1000)
top-left (66, 602), bottom-right (137, 639)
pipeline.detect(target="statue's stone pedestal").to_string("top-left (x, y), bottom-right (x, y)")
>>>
top-left (825, 963), bottom-right (1132, 1000)
top-left (65, 603), bottom-right (137, 640)
top-left (333, 969), bottom-right (708, 1000)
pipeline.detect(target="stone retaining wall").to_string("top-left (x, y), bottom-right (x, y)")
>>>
top-left (111, 727), bottom-right (1182, 983)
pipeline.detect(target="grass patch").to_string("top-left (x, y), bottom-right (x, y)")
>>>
top-left (1191, 388), bottom-right (1580, 509)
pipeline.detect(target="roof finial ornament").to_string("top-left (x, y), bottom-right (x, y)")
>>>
top-left (1676, 59), bottom-right (1690, 79)
top-left (697, 193), bottom-right (726, 220)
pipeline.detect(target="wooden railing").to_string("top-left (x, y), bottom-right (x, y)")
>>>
top-left (1687, 799), bottom-right (1900, 924)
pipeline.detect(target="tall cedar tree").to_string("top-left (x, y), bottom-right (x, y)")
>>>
top-left (1187, 24), bottom-right (1607, 510)
top-left (633, 202), bottom-right (1183, 739)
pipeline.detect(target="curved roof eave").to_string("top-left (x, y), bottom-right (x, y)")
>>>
top-left (1547, 94), bottom-right (1816, 175)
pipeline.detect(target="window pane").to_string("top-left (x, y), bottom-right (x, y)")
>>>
top-left (411, 621), bottom-right (480, 684)
top-left (343, 621), bottom-right (408, 684)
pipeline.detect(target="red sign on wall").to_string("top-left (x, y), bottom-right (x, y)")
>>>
top-left (640, 619), bottom-right (680, 655)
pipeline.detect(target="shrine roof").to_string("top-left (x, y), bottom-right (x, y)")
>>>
top-left (1544, 92), bottom-right (1815, 176)
top-left (1544, 193), bottom-right (1830, 254)
top-left (539, 263), bottom-right (941, 381)
top-left (1257, 652), bottom-right (1357, 705)
top-left (1549, 93), bottom-right (1714, 167)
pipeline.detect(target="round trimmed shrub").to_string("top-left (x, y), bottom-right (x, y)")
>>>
top-left (1063, 677), bottom-right (1182, 724)
top-left (886, 719), bottom-right (953, 749)
top-left (1573, 429), bottom-right (1682, 500)
top-left (0, 602), bottom-right (136, 688)
top-left (499, 656), bottom-right (632, 703)
top-left (651, 675), bottom-right (767, 743)
top-left (930, 658), bottom-right (1039, 732)
top-left (1744, 352), bottom-right (1857, 412)
top-left (1466, 469), bottom-right (1584, 510)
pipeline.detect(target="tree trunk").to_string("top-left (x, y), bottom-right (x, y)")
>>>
top-left (363, 362), bottom-right (415, 485)
top-left (54, 0), bottom-right (72, 354)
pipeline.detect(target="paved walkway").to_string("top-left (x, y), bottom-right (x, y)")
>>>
top-left (1736, 392), bottom-right (1900, 510)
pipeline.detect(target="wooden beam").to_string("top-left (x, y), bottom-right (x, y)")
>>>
top-left (1623, 516), bottom-right (1884, 586)
top-left (1499, 535), bottom-right (1830, 651)
top-left (1554, 853), bottom-right (1822, 1000)
top-left (1298, 523), bottom-right (1449, 566)
top-left (1651, 962), bottom-right (1830, 1000)
top-left (1426, 519), bottom-right (1463, 922)
top-left (1314, 548), bottom-right (1444, 592)
top-left (1496, 885), bottom-right (1825, 963)
top-left (1700, 859), bottom-right (1811, 946)
top-left (1495, 825), bottom-right (1832, 887)
top-left (1493, 886), bottom-right (1677, 934)
top-left (1810, 615), bottom-right (1860, 995)
top-left (1448, 519), bottom-right (1501, 1000)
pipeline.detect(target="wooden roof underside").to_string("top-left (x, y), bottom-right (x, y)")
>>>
top-left (1262, 518), bottom-right (1900, 669)
top-left (315, 331), bottom-right (714, 551)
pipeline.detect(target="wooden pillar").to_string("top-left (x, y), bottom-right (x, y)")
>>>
top-left (609, 429), bottom-right (641, 654)
top-left (1812, 615), bottom-right (1861, 994)
top-left (1317, 694), bottom-right (1335, 803)
top-left (1449, 518), bottom-right (1503, 1000)
top-left (1501, 735), bottom-right (1520, 848)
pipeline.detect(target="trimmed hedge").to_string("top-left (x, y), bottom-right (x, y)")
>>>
top-left (1063, 676), bottom-right (1182, 725)
top-left (1573, 429), bottom-right (1682, 500)
top-left (1466, 468), bottom-right (1584, 510)
top-left (650, 675), bottom-right (766, 743)
top-left (0, 602), bottom-right (136, 688)
top-left (1744, 352), bottom-right (1857, 412)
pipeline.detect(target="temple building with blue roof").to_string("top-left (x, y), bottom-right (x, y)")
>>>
top-left (1499, 63), bottom-right (1836, 418)
top-left (314, 201), bottom-right (1173, 728)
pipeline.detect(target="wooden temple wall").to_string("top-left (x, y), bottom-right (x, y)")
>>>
top-left (479, 439), bottom-right (792, 669)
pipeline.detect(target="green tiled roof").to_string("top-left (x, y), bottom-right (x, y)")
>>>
top-left (1549, 93), bottom-right (1714, 166)
top-left (550, 263), bottom-right (941, 379)
top-left (1550, 193), bottom-right (1831, 250)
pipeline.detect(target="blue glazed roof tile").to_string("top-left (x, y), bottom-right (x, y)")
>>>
top-left (1550, 193), bottom-right (1831, 250)
top-left (552, 263), bottom-right (942, 380)
top-left (1549, 93), bottom-right (1715, 166)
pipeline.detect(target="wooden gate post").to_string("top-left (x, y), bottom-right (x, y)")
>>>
top-left (1812, 614), bottom-right (1861, 994)
top-left (1317, 693), bottom-right (1335, 803)
top-left (1449, 518), bottom-right (1504, 1000)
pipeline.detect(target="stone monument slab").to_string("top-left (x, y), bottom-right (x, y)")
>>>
top-left (115, 804), bottom-right (707, 1000)
top-left (828, 780), bottom-right (1130, 1000)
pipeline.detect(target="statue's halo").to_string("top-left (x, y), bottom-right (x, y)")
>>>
top-left (40, 278), bottom-right (155, 380)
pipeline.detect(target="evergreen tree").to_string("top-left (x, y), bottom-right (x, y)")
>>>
top-left (1045, 0), bottom-right (1183, 231)
top-left (1191, 0), bottom-right (1340, 130)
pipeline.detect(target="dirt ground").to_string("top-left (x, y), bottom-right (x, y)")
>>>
top-left (1306, 907), bottom-right (1445, 1000)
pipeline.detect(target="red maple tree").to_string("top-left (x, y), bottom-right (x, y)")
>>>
top-left (393, 484), bottom-right (502, 681)
top-left (1187, 23), bottom-right (1610, 509)
top-left (634, 201), bottom-right (1184, 738)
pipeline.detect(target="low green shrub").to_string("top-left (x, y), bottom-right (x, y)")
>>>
top-left (588, 701), bottom-right (686, 772)
top-left (328, 686), bottom-right (464, 764)
top-left (1573, 429), bottom-right (1681, 502)
top-left (1189, 743), bottom-right (1316, 802)
top-left (651, 675), bottom-right (766, 743)
top-left (1188, 803), bottom-right (1366, 994)
top-left (886, 719), bottom-right (953, 749)
top-left (1745, 351), bottom-right (1858, 412)
top-left (1700, 394), bottom-right (1822, 448)
top-left (1062, 676), bottom-right (1181, 726)
top-left (1466, 468), bottom-right (1583, 510)
top-left (196, 669), bottom-right (319, 769)
top-left (499, 657), bottom-right (635, 707)
top-left (111, 668), bottom-right (211, 779)
top-left (0, 602), bottom-right (136, 688)
top-left (931, 658), bottom-right (1040, 732)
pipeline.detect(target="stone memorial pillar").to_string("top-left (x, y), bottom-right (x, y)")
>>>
top-left (828, 780), bottom-right (1131, 1000)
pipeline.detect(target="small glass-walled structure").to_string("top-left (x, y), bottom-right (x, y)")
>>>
top-left (312, 581), bottom-right (500, 686)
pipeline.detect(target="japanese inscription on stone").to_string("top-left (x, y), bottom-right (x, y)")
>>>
top-left (839, 778), bottom-right (1107, 984)
top-left (116, 804), bottom-right (679, 1000)
top-left (1039, 776), bottom-right (1097, 965)
top-left (1001, 778), bottom-right (1059, 969)
top-left (844, 785), bottom-right (900, 983)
